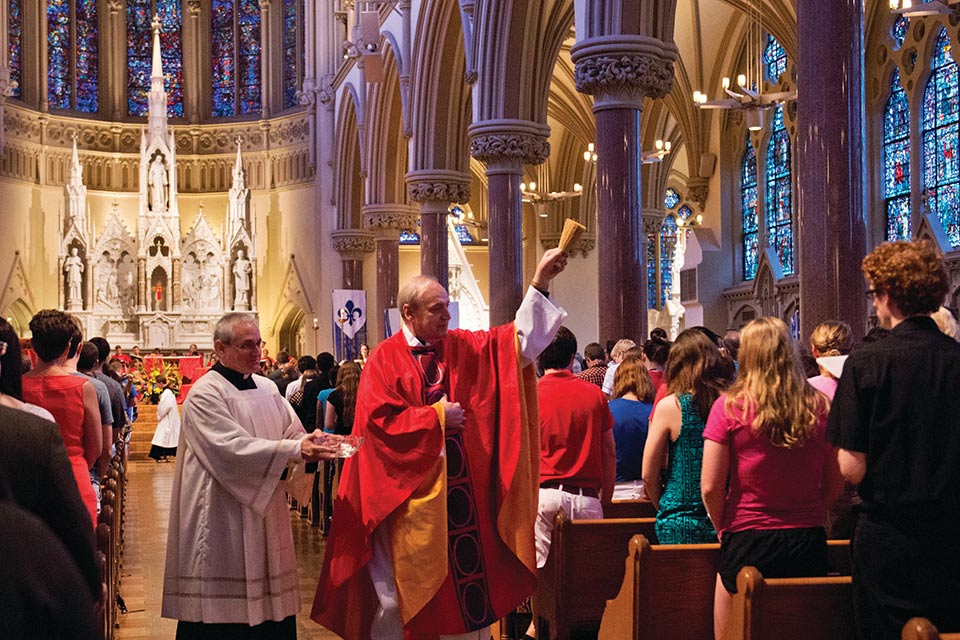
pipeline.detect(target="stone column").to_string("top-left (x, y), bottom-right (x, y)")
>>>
top-left (469, 120), bottom-right (550, 327)
top-left (331, 229), bottom-right (375, 290)
top-left (259, 0), bottom-right (272, 118)
top-left (184, 0), bottom-right (202, 124)
top-left (364, 204), bottom-right (419, 340)
top-left (172, 259), bottom-right (181, 310)
top-left (138, 257), bottom-right (147, 311)
top-left (572, 37), bottom-right (676, 344)
top-left (406, 171), bottom-right (471, 290)
top-left (796, 0), bottom-right (866, 341)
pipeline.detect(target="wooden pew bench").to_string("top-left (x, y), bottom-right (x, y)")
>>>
top-left (723, 566), bottom-right (854, 640)
top-left (602, 499), bottom-right (657, 520)
top-left (599, 534), bottom-right (720, 640)
top-left (902, 618), bottom-right (960, 640)
top-left (533, 510), bottom-right (657, 640)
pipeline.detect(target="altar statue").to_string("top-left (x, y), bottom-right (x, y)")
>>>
top-left (149, 155), bottom-right (168, 211)
top-left (232, 249), bottom-right (252, 310)
top-left (64, 247), bottom-right (84, 307)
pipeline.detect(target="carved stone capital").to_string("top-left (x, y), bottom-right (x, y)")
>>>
top-left (685, 177), bottom-right (709, 210)
top-left (469, 132), bottom-right (549, 165)
top-left (362, 204), bottom-right (419, 235)
top-left (316, 75), bottom-right (336, 107)
top-left (185, 0), bottom-right (201, 16)
top-left (540, 232), bottom-right (596, 258)
top-left (643, 208), bottom-right (665, 234)
top-left (405, 170), bottom-right (471, 204)
top-left (574, 53), bottom-right (674, 104)
top-left (108, 0), bottom-right (122, 13)
top-left (331, 229), bottom-right (376, 260)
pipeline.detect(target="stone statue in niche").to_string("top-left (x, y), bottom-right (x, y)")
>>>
top-left (181, 255), bottom-right (200, 310)
top-left (232, 249), bottom-right (252, 310)
top-left (149, 155), bottom-right (168, 212)
top-left (202, 254), bottom-right (222, 309)
top-left (64, 247), bottom-right (84, 308)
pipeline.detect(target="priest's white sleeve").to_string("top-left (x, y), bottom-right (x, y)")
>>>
top-left (515, 286), bottom-right (568, 365)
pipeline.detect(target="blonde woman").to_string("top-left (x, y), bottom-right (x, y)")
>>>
top-left (808, 320), bottom-right (852, 400)
top-left (701, 317), bottom-right (844, 639)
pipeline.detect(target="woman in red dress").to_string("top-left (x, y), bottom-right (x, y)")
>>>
top-left (22, 310), bottom-right (103, 525)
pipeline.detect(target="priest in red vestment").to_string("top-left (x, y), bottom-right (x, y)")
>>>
top-left (313, 249), bottom-right (569, 640)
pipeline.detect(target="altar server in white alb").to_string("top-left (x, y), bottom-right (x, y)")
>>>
top-left (148, 375), bottom-right (180, 462)
top-left (162, 312), bottom-right (341, 640)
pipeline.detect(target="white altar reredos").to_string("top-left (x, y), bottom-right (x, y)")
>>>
top-left (56, 18), bottom-right (255, 350)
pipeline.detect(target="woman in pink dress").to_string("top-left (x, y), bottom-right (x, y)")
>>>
top-left (22, 310), bottom-right (102, 524)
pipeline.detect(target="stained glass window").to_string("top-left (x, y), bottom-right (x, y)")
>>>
top-left (399, 230), bottom-right (420, 245)
top-left (884, 67), bottom-right (911, 241)
top-left (647, 231), bottom-right (657, 309)
top-left (664, 187), bottom-right (680, 210)
top-left (742, 137), bottom-right (759, 280)
top-left (454, 225), bottom-right (475, 245)
top-left (659, 216), bottom-right (679, 307)
top-left (212, 0), bottom-right (262, 117)
top-left (127, 0), bottom-right (183, 117)
top-left (282, 0), bottom-right (301, 110)
top-left (9, 0), bottom-right (22, 98)
top-left (764, 34), bottom-right (787, 83)
top-left (921, 26), bottom-right (960, 247)
top-left (47, 0), bottom-right (98, 112)
top-left (892, 15), bottom-right (909, 50)
top-left (677, 204), bottom-right (693, 222)
top-left (765, 106), bottom-right (794, 274)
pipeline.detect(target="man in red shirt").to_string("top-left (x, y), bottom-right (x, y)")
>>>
top-left (527, 326), bottom-right (615, 639)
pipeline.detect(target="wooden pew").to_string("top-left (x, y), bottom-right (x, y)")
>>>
top-left (599, 534), bottom-right (720, 640)
top-left (602, 499), bottom-right (657, 520)
top-left (902, 618), bottom-right (960, 640)
top-left (533, 510), bottom-right (657, 640)
top-left (722, 566), bottom-right (854, 640)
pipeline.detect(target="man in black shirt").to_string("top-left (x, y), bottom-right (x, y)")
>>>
top-left (827, 240), bottom-right (960, 640)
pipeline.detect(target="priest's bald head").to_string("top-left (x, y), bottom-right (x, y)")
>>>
top-left (398, 275), bottom-right (451, 344)
top-left (214, 312), bottom-right (262, 375)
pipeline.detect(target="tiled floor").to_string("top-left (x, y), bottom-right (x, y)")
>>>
top-left (114, 460), bottom-right (340, 639)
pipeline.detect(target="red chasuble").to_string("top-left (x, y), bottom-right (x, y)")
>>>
top-left (312, 324), bottom-right (540, 639)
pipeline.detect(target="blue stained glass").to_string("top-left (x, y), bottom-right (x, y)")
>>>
top-left (9, 0), bottom-right (22, 98)
top-left (659, 216), bottom-right (678, 307)
top-left (892, 16), bottom-right (909, 50)
top-left (677, 204), bottom-right (693, 221)
top-left (399, 230), bottom-right (420, 245)
top-left (763, 34), bottom-right (787, 83)
top-left (664, 187), bottom-right (680, 210)
top-left (282, 0), bottom-right (300, 109)
top-left (765, 106), bottom-right (794, 275)
top-left (454, 225), bottom-right (474, 245)
top-left (884, 68), bottom-right (912, 241)
top-left (238, 0), bottom-right (261, 115)
top-left (126, 0), bottom-right (152, 115)
top-left (647, 232), bottom-right (657, 309)
top-left (922, 27), bottom-right (960, 247)
top-left (47, 0), bottom-right (71, 109)
top-left (75, 0), bottom-right (98, 112)
top-left (158, 0), bottom-right (184, 118)
top-left (212, 0), bottom-right (235, 116)
top-left (742, 137), bottom-right (759, 280)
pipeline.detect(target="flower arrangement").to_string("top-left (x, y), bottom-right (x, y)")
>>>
top-left (129, 361), bottom-right (181, 404)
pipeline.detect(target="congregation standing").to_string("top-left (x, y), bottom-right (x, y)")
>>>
top-left (1, 239), bottom-right (958, 640)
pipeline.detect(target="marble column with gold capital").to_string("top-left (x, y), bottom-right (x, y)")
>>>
top-left (405, 171), bottom-right (471, 291)
top-left (363, 203), bottom-right (419, 340)
top-left (573, 36), bottom-right (677, 344)
top-left (469, 120), bottom-right (550, 327)
top-left (331, 229), bottom-right (375, 290)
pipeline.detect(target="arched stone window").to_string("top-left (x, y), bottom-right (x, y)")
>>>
top-left (765, 106), bottom-right (794, 274)
top-left (659, 215), bottom-right (679, 308)
top-left (127, 0), bottom-right (183, 117)
top-left (763, 34), bottom-right (787, 83)
top-left (921, 26), bottom-right (960, 247)
top-left (48, 0), bottom-right (98, 112)
top-left (742, 137), bottom-right (759, 280)
top-left (884, 67), bottom-right (911, 241)
top-left (281, 0), bottom-right (303, 110)
top-left (9, 0), bottom-right (22, 98)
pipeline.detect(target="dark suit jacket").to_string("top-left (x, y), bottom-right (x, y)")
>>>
top-left (0, 404), bottom-right (100, 600)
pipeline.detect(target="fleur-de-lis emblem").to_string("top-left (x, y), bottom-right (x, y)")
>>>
top-left (338, 300), bottom-right (363, 327)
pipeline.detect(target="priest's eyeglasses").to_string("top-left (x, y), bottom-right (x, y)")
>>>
top-left (226, 339), bottom-right (261, 351)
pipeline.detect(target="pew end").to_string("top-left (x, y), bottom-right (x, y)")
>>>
top-left (902, 617), bottom-right (960, 640)
top-left (599, 534), bottom-right (720, 640)
top-left (723, 566), bottom-right (854, 640)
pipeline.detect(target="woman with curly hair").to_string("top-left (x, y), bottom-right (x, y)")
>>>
top-left (701, 317), bottom-right (843, 639)
top-left (642, 328), bottom-right (734, 544)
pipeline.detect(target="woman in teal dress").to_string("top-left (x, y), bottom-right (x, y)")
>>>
top-left (642, 329), bottom-right (734, 543)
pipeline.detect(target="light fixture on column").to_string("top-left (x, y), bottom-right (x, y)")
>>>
top-left (641, 139), bottom-right (672, 164)
top-left (890, 0), bottom-right (959, 15)
top-left (583, 143), bottom-right (598, 163)
top-left (520, 181), bottom-right (583, 217)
